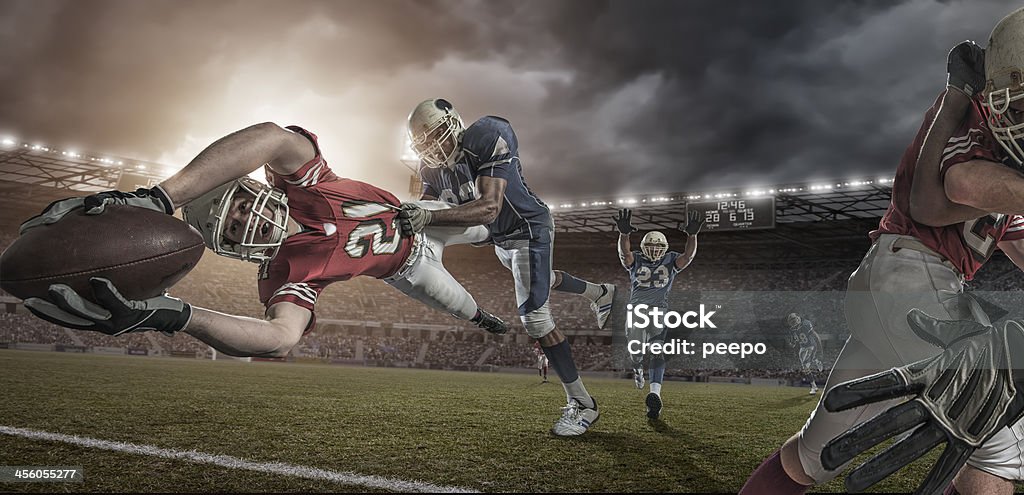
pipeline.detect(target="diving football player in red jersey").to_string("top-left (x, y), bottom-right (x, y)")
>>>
top-left (20, 122), bottom-right (509, 357)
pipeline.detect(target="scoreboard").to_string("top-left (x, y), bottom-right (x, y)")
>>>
top-left (686, 197), bottom-right (775, 232)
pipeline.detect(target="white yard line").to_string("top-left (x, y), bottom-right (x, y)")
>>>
top-left (0, 425), bottom-right (477, 493)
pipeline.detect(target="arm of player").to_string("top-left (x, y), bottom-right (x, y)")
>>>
top-left (19, 123), bottom-right (317, 234)
top-left (160, 123), bottom-right (316, 207)
top-left (430, 175), bottom-right (505, 226)
top-left (674, 209), bottom-right (704, 270)
top-left (998, 238), bottom-right (1024, 271)
top-left (909, 41), bottom-right (989, 227)
top-left (401, 176), bottom-right (506, 235)
top-left (184, 301), bottom-right (309, 358)
top-left (618, 234), bottom-right (634, 269)
top-left (675, 233), bottom-right (697, 271)
top-left (909, 90), bottom-right (988, 226)
top-left (944, 160), bottom-right (1024, 214)
top-left (23, 277), bottom-right (307, 358)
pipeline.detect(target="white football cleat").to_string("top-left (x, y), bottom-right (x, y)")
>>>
top-left (550, 398), bottom-right (600, 436)
top-left (591, 284), bottom-right (616, 329)
top-left (809, 383), bottom-right (818, 395)
top-left (633, 367), bottom-right (645, 390)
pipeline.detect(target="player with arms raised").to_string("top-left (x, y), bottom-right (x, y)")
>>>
top-left (19, 123), bottom-right (511, 359)
top-left (615, 207), bottom-right (703, 420)
top-left (400, 98), bottom-right (615, 436)
top-left (785, 313), bottom-right (823, 395)
top-left (743, 10), bottom-right (1024, 495)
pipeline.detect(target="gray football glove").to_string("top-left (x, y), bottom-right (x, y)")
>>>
top-left (947, 40), bottom-right (986, 97)
top-left (397, 203), bottom-right (432, 237)
top-left (821, 309), bottom-right (1024, 494)
top-left (19, 185), bottom-right (175, 234)
top-left (613, 208), bottom-right (638, 235)
top-left (24, 277), bottom-right (192, 336)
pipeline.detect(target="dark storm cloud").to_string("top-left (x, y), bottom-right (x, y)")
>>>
top-left (0, 0), bottom-right (1017, 199)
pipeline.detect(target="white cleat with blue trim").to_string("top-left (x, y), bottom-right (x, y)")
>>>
top-left (550, 397), bottom-right (600, 436)
top-left (591, 284), bottom-right (616, 329)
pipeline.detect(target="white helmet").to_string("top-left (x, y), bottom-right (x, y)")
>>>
top-left (640, 231), bottom-right (668, 261)
top-left (787, 313), bottom-right (801, 328)
top-left (182, 177), bottom-right (290, 263)
top-left (984, 7), bottom-right (1024, 166)
top-left (407, 98), bottom-right (465, 168)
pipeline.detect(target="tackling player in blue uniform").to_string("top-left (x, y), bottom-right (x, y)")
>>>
top-left (399, 98), bottom-right (616, 436)
top-left (615, 207), bottom-right (703, 419)
top-left (786, 313), bottom-right (823, 395)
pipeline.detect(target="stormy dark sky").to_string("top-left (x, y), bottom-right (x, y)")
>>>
top-left (0, 0), bottom-right (1016, 201)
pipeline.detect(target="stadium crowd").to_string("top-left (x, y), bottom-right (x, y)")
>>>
top-left (4, 221), bottom-right (1022, 386)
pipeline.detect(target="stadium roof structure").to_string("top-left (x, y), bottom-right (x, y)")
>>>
top-left (549, 177), bottom-right (894, 233)
top-left (0, 139), bottom-right (169, 191)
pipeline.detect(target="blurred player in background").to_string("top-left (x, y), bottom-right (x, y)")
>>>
top-left (614, 207), bottom-right (703, 420)
top-left (742, 12), bottom-right (1024, 494)
top-left (534, 341), bottom-right (549, 383)
top-left (19, 123), bottom-right (512, 361)
top-left (785, 313), bottom-right (823, 395)
top-left (401, 98), bottom-right (615, 436)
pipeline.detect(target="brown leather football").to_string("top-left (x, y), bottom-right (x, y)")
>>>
top-left (0, 205), bottom-right (205, 302)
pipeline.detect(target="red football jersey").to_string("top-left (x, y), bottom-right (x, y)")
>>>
top-left (871, 91), bottom-right (1024, 280)
top-left (257, 126), bottom-right (413, 328)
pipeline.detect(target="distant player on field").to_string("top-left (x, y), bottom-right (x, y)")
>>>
top-left (785, 313), bottom-right (823, 395)
top-left (615, 207), bottom-right (703, 420)
top-left (534, 341), bottom-right (549, 383)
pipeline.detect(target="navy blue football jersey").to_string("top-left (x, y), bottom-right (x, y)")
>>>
top-left (625, 251), bottom-right (683, 308)
top-left (419, 116), bottom-right (552, 243)
top-left (791, 319), bottom-right (821, 352)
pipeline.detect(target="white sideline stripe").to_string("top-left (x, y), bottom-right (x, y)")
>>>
top-left (0, 426), bottom-right (477, 493)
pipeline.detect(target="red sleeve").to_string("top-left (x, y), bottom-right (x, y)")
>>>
top-left (1002, 215), bottom-right (1024, 242)
top-left (265, 126), bottom-right (338, 189)
top-left (258, 257), bottom-right (325, 334)
top-left (939, 100), bottom-right (1001, 179)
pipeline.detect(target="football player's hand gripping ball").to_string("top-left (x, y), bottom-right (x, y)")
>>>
top-left (397, 203), bottom-right (432, 237)
top-left (613, 208), bottom-right (638, 235)
top-left (946, 40), bottom-right (986, 97)
top-left (820, 309), bottom-right (1024, 494)
top-left (682, 209), bottom-right (706, 236)
top-left (24, 277), bottom-right (192, 336)
top-left (19, 186), bottom-right (175, 234)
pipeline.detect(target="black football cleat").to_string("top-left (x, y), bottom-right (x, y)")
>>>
top-left (645, 392), bottom-right (662, 420)
top-left (475, 309), bottom-right (510, 335)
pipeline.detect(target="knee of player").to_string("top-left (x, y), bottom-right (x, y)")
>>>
top-left (521, 312), bottom-right (555, 339)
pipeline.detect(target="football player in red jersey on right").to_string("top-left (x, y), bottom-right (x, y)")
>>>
top-left (19, 122), bottom-right (510, 357)
top-left (743, 8), bottom-right (1024, 495)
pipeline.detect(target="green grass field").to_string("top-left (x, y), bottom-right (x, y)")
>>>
top-left (0, 350), bottom-right (944, 493)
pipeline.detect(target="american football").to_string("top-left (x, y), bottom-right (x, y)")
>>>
top-left (0, 205), bottom-right (204, 301)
